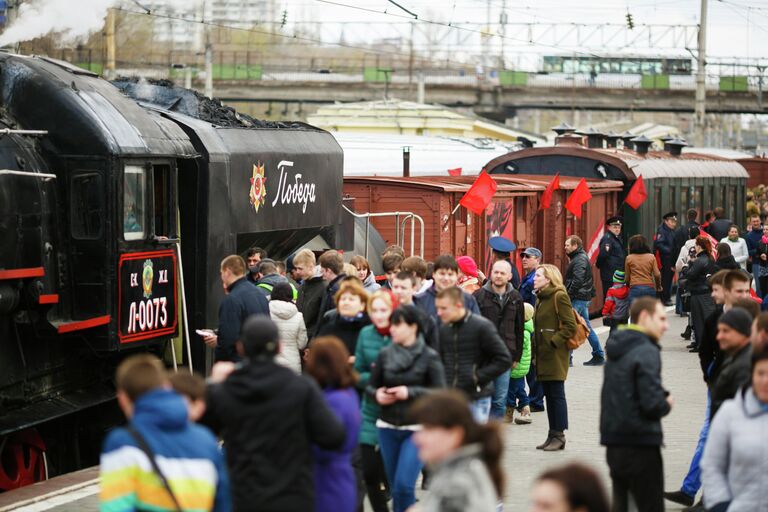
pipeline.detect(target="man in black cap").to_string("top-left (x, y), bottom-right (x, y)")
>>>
top-left (204, 316), bottom-right (346, 512)
top-left (710, 307), bottom-right (753, 419)
top-left (596, 216), bottom-right (626, 302)
top-left (654, 212), bottom-right (678, 306)
top-left (488, 235), bottom-right (521, 289)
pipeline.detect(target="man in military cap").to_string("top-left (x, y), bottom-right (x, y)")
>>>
top-left (654, 212), bottom-right (678, 306)
top-left (488, 236), bottom-right (521, 289)
top-left (596, 216), bottom-right (627, 302)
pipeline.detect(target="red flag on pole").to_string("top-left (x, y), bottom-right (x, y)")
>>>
top-left (447, 167), bottom-right (462, 176)
top-left (539, 173), bottom-right (560, 210)
top-left (564, 178), bottom-right (592, 218)
top-left (624, 175), bottom-right (648, 209)
top-left (459, 171), bottom-right (497, 215)
top-left (587, 221), bottom-right (606, 264)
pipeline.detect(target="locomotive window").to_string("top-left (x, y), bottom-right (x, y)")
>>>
top-left (124, 165), bottom-right (146, 241)
top-left (71, 173), bottom-right (103, 239)
top-left (152, 164), bottom-right (172, 237)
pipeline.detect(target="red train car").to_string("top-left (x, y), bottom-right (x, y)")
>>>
top-left (343, 175), bottom-right (622, 311)
top-left (738, 156), bottom-right (768, 189)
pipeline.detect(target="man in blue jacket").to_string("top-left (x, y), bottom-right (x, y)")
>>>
top-left (654, 212), bottom-right (678, 306)
top-left (744, 215), bottom-right (763, 296)
top-left (202, 255), bottom-right (269, 362)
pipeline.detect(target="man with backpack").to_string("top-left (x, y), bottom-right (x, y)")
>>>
top-left (565, 236), bottom-right (605, 366)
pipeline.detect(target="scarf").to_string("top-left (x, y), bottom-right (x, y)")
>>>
top-left (384, 336), bottom-right (425, 373)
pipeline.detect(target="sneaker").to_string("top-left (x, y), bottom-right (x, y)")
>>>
top-left (514, 406), bottom-right (532, 425)
top-left (664, 490), bottom-right (694, 507)
top-left (583, 356), bottom-right (606, 366)
top-left (504, 407), bottom-right (515, 424)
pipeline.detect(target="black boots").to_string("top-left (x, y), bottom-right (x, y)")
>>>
top-left (536, 430), bottom-right (566, 451)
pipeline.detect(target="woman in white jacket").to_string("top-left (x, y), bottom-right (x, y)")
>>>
top-left (269, 282), bottom-right (308, 374)
top-left (720, 224), bottom-right (749, 270)
top-left (701, 347), bottom-right (768, 512)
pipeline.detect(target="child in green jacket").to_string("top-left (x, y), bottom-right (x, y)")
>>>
top-left (507, 302), bottom-right (534, 424)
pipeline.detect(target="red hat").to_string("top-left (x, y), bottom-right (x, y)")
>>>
top-left (456, 256), bottom-right (478, 278)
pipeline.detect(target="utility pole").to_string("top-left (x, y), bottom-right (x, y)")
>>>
top-left (694, 0), bottom-right (708, 147)
top-left (105, 8), bottom-right (116, 79)
top-left (499, 0), bottom-right (507, 71)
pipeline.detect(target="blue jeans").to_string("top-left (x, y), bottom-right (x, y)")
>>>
top-left (377, 428), bottom-right (422, 512)
top-left (571, 299), bottom-right (604, 358)
top-left (490, 372), bottom-right (511, 419)
top-left (525, 362), bottom-right (545, 409)
top-left (507, 376), bottom-right (529, 410)
top-left (470, 396), bottom-right (492, 424)
top-left (542, 380), bottom-right (568, 431)
top-left (680, 394), bottom-right (711, 497)
top-left (629, 285), bottom-right (656, 304)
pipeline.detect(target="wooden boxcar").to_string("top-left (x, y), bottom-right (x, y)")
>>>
top-left (738, 156), bottom-right (768, 189)
top-left (343, 175), bottom-right (622, 310)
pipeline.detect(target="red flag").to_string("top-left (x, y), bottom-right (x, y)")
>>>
top-left (564, 178), bottom-right (592, 218)
top-left (459, 172), bottom-right (497, 215)
top-left (447, 167), bottom-right (462, 176)
top-left (700, 230), bottom-right (719, 258)
top-left (539, 173), bottom-right (560, 210)
top-left (750, 288), bottom-right (762, 304)
top-left (625, 175), bottom-right (648, 209)
top-left (587, 221), bottom-right (606, 264)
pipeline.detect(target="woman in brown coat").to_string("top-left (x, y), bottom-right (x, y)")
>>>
top-left (533, 264), bottom-right (577, 451)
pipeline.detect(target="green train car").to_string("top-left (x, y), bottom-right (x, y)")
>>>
top-left (484, 133), bottom-right (748, 243)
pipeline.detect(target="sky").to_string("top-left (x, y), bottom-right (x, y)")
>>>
top-left (273, 0), bottom-right (768, 68)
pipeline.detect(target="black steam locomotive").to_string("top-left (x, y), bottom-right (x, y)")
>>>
top-left (0, 53), bottom-right (343, 485)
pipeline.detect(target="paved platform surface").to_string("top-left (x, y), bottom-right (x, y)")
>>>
top-left (3, 309), bottom-right (705, 511)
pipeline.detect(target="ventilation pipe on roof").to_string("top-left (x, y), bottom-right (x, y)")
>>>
top-left (578, 127), bottom-right (605, 149)
top-left (619, 131), bottom-right (635, 149)
top-left (552, 122), bottom-right (576, 136)
top-left (631, 135), bottom-right (653, 155)
top-left (604, 131), bottom-right (620, 148)
top-left (665, 138), bottom-right (687, 157)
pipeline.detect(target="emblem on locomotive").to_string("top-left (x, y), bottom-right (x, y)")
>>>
top-left (142, 259), bottom-right (154, 298)
top-left (249, 162), bottom-right (267, 212)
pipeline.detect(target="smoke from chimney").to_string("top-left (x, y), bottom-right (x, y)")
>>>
top-left (0, 0), bottom-right (118, 48)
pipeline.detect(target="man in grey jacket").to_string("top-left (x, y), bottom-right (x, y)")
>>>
top-left (565, 236), bottom-right (605, 366)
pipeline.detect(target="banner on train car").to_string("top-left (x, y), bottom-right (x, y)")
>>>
top-left (118, 250), bottom-right (178, 343)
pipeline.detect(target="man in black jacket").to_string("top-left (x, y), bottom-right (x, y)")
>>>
top-left (204, 316), bottom-right (346, 512)
top-left (435, 286), bottom-right (511, 423)
top-left (473, 260), bottom-right (524, 421)
top-left (654, 211), bottom-right (678, 305)
top-left (596, 216), bottom-right (626, 302)
top-left (294, 249), bottom-right (326, 336)
top-left (314, 249), bottom-right (346, 335)
top-left (601, 297), bottom-right (673, 512)
top-left (710, 307), bottom-right (753, 419)
top-left (706, 206), bottom-right (733, 242)
top-left (202, 255), bottom-right (269, 362)
top-left (565, 236), bottom-right (605, 366)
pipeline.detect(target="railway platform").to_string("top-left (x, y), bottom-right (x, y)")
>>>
top-left (0, 309), bottom-right (707, 511)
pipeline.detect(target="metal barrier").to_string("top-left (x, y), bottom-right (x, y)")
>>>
top-left (342, 205), bottom-right (424, 259)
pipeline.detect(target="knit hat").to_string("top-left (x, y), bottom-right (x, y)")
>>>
top-left (456, 256), bottom-right (478, 278)
top-left (523, 302), bottom-right (535, 322)
top-left (613, 270), bottom-right (626, 283)
top-left (717, 307), bottom-right (753, 338)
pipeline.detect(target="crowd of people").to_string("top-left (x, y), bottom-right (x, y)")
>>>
top-left (99, 207), bottom-right (768, 512)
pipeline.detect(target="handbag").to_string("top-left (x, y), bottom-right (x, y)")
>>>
top-left (553, 292), bottom-right (590, 350)
top-left (126, 425), bottom-right (183, 512)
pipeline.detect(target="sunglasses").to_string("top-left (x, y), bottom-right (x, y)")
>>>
top-left (521, 254), bottom-right (534, 259)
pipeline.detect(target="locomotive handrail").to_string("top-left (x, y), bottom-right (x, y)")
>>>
top-left (0, 170), bottom-right (57, 180)
top-left (0, 129), bottom-right (48, 137)
top-left (341, 205), bottom-right (425, 259)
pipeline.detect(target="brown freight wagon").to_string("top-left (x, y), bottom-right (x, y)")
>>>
top-left (738, 157), bottom-right (768, 189)
top-left (343, 175), bottom-right (623, 312)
